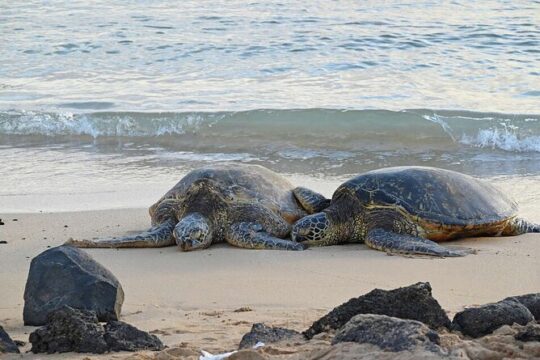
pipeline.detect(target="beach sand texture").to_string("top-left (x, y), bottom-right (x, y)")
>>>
top-left (1, 204), bottom-right (538, 358)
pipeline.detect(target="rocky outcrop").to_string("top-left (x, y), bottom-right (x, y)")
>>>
top-left (505, 293), bottom-right (540, 321)
top-left (23, 245), bottom-right (124, 326)
top-left (30, 306), bottom-right (109, 354)
top-left (332, 314), bottom-right (443, 353)
top-left (448, 324), bottom-right (540, 359)
top-left (29, 306), bottom-right (163, 354)
top-left (304, 282), bottom-right (450, 339)
top-left (452, 299), bottom-right (534, 338)
top-left (0, 325), bottom-right (20, 354)
top-left (239, 323), bottom-right (301, 349)
top-left (104, 321), bottom-right (164, 352)
top-left (515, 323), bottom-right (540, 342)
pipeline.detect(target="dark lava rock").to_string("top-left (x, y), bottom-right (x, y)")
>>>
top-left (332, 314), bottom-right (442, 353)
top-left (515, 323), bottom-right (540, 342)
top-left (239, 323), bottom-right (301, 349)
top-left (304, 282), bottom-right (450, 339)
top-left (29, 306), bottom-right (109, 354)
top-left (505, 293), bottom-right (540, 321)
top-left (30, 306), bottom-right (164, 354)
top-left (452, 299), bottom-right (534, 338)
top-left (0, 325), bottom-right (20, 353)
top-left (104, 321), bottom-right (164, 351)
top-left (23, 245), bottom-right (124, 326)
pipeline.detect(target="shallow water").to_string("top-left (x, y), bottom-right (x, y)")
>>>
top-left (2, 1), bottom-right (539, 112)
top-left (0, 1), bottom-right (539, 212)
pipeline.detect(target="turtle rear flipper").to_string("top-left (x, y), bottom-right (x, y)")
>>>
top-left (65, 219), bottom-right (176, 248)
top-left (227, 222), bottom-right (305, 251)
top-left (293, 187), bottom-right (330, 213)
top-left (365, 228), bottom-right (472, 257)
top-left (507, 218), bottom-right (540, 234)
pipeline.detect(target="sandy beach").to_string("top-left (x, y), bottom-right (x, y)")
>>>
top-left (1, 204), bottom-right (539, 358)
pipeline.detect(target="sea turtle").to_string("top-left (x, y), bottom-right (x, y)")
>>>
top-left (67, 164), bottom-right (328, 251)
top-left (292, 166), bottom-right (539, 257)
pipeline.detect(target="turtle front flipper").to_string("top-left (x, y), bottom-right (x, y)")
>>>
top-left (227, 222), bottom-right (305, 251)
top-left (293, 187), bottom-right (330, 213)
top-left (365, 228), bottom-right (472, 257)
top-left (65, 219), bottom-right (176, 248)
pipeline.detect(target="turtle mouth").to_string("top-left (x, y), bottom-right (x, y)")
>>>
top-left (175, 228), bottom-right (207, 251)
top-left (173, 213), bottom-right (211, 251)
top-left (177, 238), bottom-right (202, 251)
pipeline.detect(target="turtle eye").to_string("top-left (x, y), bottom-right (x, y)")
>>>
top-left (298, 227), bottom-right (311, 236)
top-left (223, 189), bottom-right (235, 201)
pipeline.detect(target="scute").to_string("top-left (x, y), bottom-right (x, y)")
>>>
top-left (153, 163), bottom-right (299, 217)
top-left (336, 166), bottom-right (517, 226)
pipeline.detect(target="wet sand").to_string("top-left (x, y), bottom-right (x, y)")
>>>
top-left (1, 207), bottom-right (539, 358)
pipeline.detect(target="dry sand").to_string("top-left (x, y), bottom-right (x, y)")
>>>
top-left (1, 207), bottom-right (539, 358)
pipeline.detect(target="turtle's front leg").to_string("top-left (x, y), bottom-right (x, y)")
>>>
top-left (365, 228), bottom-right (472, 257)
top-left (227, 222), bottom-right (305, 251)
top-left (65, 219), bottom-right (176, 248)
top-left (293, 187), bottom-right (330, 213)
top-left (231, 203), bottom-right (291, 238)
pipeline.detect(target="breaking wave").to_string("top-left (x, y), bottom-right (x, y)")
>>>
top-left (1, 108), bottom-right (539, 153)
top-left (460, 128), bottom-right (540, 153)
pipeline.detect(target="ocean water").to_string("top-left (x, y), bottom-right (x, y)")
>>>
top-left (1, 1), bottom-right (539, 213)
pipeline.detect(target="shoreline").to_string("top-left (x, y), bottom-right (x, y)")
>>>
top-left (0, 174), bottom-right (342, 214)
top-left (1, 207), bottom-right (539, 357)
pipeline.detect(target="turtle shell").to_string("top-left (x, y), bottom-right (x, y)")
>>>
top-left (152, 163), bottom-right (302, 220)
top-left (335, 166), bottom-right (518, 226)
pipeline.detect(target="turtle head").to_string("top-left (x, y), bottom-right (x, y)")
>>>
top-left (292, 212), bottom-right (332, 246)
top-left (173, 179), bottom-right (234, 251)
top-left (174, 213), bottom-right (213, 251)
top-left (293, 189), bottom-right (359, 246)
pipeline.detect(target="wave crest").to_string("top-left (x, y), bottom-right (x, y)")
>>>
top-left (1, 109), bottom-right (539, 153)
top-left (0, 110), bottom-right (220, 137)
top-left (461, 128), bottom-right (540, 152)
